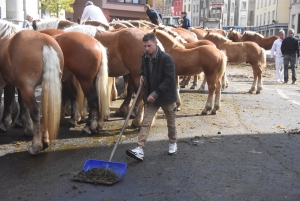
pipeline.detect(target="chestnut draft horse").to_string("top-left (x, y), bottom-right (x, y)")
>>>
top-left (241, 31), bottom-right (279, 50)
top-left (64, 26), bottom-right (166, 126)
top-left (36, 29), bottom-right (111, 134)
top-left (204, 32), bottom-right (267, 94)
top-left (153, 29), bottom-right (227, 115)
top-left (227, 29), bottom-right (243, 42)
top-left (0, 20), bottom-right (63, 154)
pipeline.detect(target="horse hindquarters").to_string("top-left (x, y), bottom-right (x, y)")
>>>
top-left (201, 51), bottom-right (227, 115)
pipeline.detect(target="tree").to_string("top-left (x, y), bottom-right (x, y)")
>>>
top-left (39, 0), bottom-right (75, 18)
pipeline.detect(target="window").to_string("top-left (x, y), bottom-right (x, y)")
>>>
top-left (223, 19), bottom-right (226, 26)
top-left (201, 8), bottom-right (204, 17)
top-left (225, 4), bottom-right (227, 12)
top-left (176, 2), bottom-right (177, 7)
top-left (265, 0), bottom-right (267, 6)
top-left (242, 1), bottom-right (247, 10)
top-left (272, 10), bottom-right (275, 22)
top-left (268, 12), bottom-right (270, 24)
top-left (197, 5), bottom-right (199, 12)
top-left (193, 5), bottom-right (195, 13)
top-left (261, 0), bottom-right (263, 7)
top-left (231, 3), bottom-right (234, 11)
top-left (273, 0), bottom-right (276, 4)
top-left (230, 17), bottom-right (233, 26)
top-left (260, 14), bottom-right (262, 25)
top-left (257, 0), bottom-right (259, 9)
top-left (264, 13), bottom-right (266, 25)
top-left (256, 15), bottom-right (258, 26)
top-left (184, 5), bottom-right (186, 12)
top-left (188, 4), bottom-right (190, 11)
top-left (269, 0), bottom-right (271, 5)
top-left (203, 0), bottom-right (206, 7)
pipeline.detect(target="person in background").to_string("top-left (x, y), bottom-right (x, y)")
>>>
top-left (295, 35), bottom-right (300, 68)
top-left (81, 1), bottom-right (109, 26)
top-left (126, 33), bottom-right (178, 161)
top-left (22, 14), bottom-right (33, 29)
top-left (180, 11), bottom-right (191, 30)
top-left (270, 30), bottom-right (285, 83)
top-left (281, 29), bottom-right (299, 84)
top-left (144, 4), bottom-right (161, 25)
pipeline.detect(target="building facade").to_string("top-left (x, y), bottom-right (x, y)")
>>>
top-left (290, 0), bottom-right (300, 36)
top-left (173, 0), bottom-right (183, 16)
top-left (253, 0), bottom-right (288, 36)
top-left (69, 0), bottom-right (155, 22)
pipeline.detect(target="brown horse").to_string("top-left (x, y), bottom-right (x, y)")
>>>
top-left (241, 31), bottom-right (279, 50)
top-left (0, 20), bottom-right (63, 154)
top-left (204, 32), bottom-right (266, 93)
top-left (32, 18), bottom-right (77, 31)
top-left (227, 29), bottom-right (242, 42)
top-left (153, 29), bottom-right (227, 115)
top-left (37, 29), bottom-right (111, 134)
top-left (170, 27), bottom-right (198, 42)
top-left (64, 26), bottom-right (152, 126)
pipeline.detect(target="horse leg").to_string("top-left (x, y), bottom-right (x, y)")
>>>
top-left (256, 67), bottom-right (263, 94)
top-left (82, 92), bottom-right (99, 134)
top-left (179, 76), bottom-right (186, 86)
top-left (201, 75), bottom-right (215, 115)
top-left (198, 76), bottom-right (207, 92)
top-left (181, 76), bottom-right (191, 88)
top-left (176, 76), bottom-right (181, 111)
top-left (17, 89), bottom-right (34, 137)
top-left (20, 88), bottom-right (43, 154)
top-left (111, 77), bottom-right (118, 101)
top-left (249, 63), bottom-right (259, 93)
top-left (119, 74), bottom-right (129, 99)
top-left (115, 77), bottom-right (133, 117)
top-left (0, 85), bottom-right (16, 132)
top-left (190, 75), bottom-right (198, 89)
top-left (211, 80), bottom-right (222, 115)
top-left (131, 87), bottom-right (145, 127)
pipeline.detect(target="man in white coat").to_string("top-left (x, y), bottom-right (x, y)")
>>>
top-left (81, 1), bottom-right (109, 26)
top-left (270, 29), bottom-right (285, 82)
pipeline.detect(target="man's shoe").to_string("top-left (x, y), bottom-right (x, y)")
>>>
top-left (282, 82), bottom-right (288, 84)
top-left (126, 147), bottom-right (144, 161)
top-left (291, 81), bottom-right (296, 84)
top-left (168, 143), bottom-right (177, 155)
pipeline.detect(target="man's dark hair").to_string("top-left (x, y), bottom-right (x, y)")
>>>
top-left (181, 11), bottom-right (185, 14)
top-left (142, 33), bottom-right (157, 42)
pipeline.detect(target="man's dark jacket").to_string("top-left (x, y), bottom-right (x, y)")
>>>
top-left (140, 46), bottom-right (177, 107)
top-left (182, 15), bottom-right (191, 30)
top-left (146, 9), bottom-right (160, 25)
top-left (281, 36), bottom-right (299, 57)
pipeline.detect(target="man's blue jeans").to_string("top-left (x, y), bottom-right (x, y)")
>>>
top-left (283, 54), bottom-right (297, 83)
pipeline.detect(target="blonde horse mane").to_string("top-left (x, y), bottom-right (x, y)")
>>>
top-left (157, 25), bottom-right (187, 44)
top-left (64, 25), bottom-right (105, 37)
top-left (0, 20), bottom-right (20, 38)
top-left (35, 18), bottom-right (60, 31)
top-left (154, 29), bottom-right (185, 48)
top-left (207, 32), bottom-right (230, 42)
top-left (244, 31), bottom-right (264, 38)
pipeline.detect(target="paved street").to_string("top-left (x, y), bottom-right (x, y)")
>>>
top-left (0, 65), bottom-right (300, 200)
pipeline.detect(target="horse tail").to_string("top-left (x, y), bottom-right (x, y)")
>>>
top-left (219, 50), bottom-right (228, 78)
top-left (259, 48), bottom-right (267, 69)
top-left (95, 42), bottom-right (111, 121)
top-left (42, 45), bottom-right (62, 142)
top-left (73, 76), bottom-right (85, 117)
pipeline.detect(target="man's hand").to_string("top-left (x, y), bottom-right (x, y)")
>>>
top-left (147, 95), bottom-right (155, 103)
top-left (140, 76), bottom-right (145, 85)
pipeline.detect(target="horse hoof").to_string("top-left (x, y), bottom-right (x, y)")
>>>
top-left (180, 85), bottom-right (186, 88)
top-left (42, 142), bottom-right (49, 150)
top-left (80, 126), bottom-right (91, 135)
top-left (190, 86), bottom-right (195, 89)
top-left (12, 119), bottom-right (23, 128)
top-left (211, 111), bottom-right (217, 115)
top-left (201, 111), bottom-right (207, 115)
top-left (68, 119), bottom-right (77, 127)
top-left (28, 145), bottom-right (43, 155)
top-left (256, 91), bottom-right (261, 94)
top-left (114, 110), bottom-right (125, 117)
top-left (0, 123), bottom-right (7, 133)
